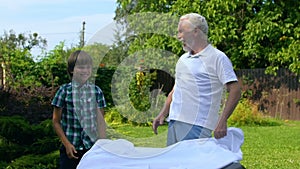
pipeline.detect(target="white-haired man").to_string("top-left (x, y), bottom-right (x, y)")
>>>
top-left (152, 13), bottom-right (241, 146)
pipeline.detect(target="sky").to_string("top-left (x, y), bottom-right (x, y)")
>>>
top-left (0, 0), bottom-right (117, 55)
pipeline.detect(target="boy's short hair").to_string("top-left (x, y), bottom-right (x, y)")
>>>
top-left (67, 50), bottom-right (93, 77)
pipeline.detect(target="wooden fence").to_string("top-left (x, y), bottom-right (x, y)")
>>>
top-left (152, 68), bottom-right (300, 120)
top-left (236, 69), bottom-right (300, 120)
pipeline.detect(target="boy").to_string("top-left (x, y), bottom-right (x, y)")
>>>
top-left (52, 50), bottom-right (106, 169)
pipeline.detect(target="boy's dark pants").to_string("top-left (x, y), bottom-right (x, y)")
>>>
top-left (59, 146), bottom-right (89, 169)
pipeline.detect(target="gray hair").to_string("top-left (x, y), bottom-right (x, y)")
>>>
top-left (180, 13), bottom-right (208, 35)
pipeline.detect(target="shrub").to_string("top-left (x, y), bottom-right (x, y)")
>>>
top-left (105, 107), bottom-right (128, 125)
top-left (0, 116), bottom-right (34, 145)
top-left (96, 67), bottom-right (116, 107)
top-left (0, 87), bottom-right (52, 124)
top-left (106, 90), bottom-right (166, 126)
top-left (0, 116), bottom-right (60, 163)
top-left (109, 65), bottom-right (168, 126)
top-left (228, 98), bottom-right (282, 126)
top-left (27, 137), bottom-right (60, 155)
top-left (4, 151), bottom-right (59, 169)
top-left (0, 137), bottom-right (25, 162)
top-left (31, 119), bottom-right (56, 140)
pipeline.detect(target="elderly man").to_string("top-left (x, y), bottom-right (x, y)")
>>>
top-left (152, 13), bottom-right (241, 146)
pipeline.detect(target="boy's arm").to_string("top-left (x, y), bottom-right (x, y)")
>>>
top-left (52, 106), bottom-right (78, 159)
top-left (97, 108), bottom-right (106, 139)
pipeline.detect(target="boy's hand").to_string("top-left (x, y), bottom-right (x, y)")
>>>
top-left (65, 144), bottom-right (78, 159)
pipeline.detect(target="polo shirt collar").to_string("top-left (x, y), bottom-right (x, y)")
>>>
top-left (188, 44), bottom-right (211, 58)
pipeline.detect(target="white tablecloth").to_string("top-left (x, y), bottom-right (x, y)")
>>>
top-left (77, 127), bottom-right (244, 169)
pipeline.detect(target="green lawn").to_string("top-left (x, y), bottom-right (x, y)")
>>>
top-left (240, 121), bottom-right (300, 168)
top-left (107, 120), bottom-right (300, 169)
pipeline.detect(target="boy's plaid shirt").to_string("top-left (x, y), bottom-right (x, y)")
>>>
top-left (51, 81), bottom-right (106, 150)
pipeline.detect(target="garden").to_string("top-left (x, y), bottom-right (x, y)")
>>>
top-left (0, 87), bottom-right (299, 169)
top-left (1, 1), bottom-right (299, 168)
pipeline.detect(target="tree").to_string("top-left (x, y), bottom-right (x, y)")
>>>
top-left (114, 0), bottom-right (300, 75)
top-left (240, 0), bottom-right (300, 75)
top-left (0, 30), bottom-right (47, 88)
top-left (35, 42), bottom-right (114, 92)
top-left (82, 42), bottom-right (112, 67)
top-left (35, 42), bottom-right (72, 90)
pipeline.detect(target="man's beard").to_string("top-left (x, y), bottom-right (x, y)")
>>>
top-left (182, 43), bottom-right (193, 52)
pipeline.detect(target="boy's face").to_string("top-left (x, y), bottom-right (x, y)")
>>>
top-left (72, 64), bottom-right (92, 84)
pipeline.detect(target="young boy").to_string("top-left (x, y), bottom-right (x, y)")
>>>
top-left (52, 50), bottom-right (106, 169)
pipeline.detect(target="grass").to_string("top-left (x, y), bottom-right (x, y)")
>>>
top-left (107, 123), bottom-right (168, 147)
top-left (107, 120), bottom-right (300, 169)
top-left (240, 120), bottom-right (300, 168)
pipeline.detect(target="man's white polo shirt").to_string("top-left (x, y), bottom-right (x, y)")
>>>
top-left (169, 44), bottom-right (238, 130)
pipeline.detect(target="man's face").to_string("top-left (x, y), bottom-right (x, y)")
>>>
top-left (177, 20), bottom-right (195, 52)
top-left (72, 64), bottom-right (92, 84)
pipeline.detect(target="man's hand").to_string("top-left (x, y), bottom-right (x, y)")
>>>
top-left (214, 121), bottom-right (227, 139)
top-left (152, 116), bottom-right (165, 135)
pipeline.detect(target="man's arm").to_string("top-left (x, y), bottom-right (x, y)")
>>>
top-left (152, 87), bottom-right (174, 134)
top-left (214, 81), bottom-right (241, 139)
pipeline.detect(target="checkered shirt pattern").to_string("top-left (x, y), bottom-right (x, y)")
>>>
top-left (52, 82), bottom-right (106, 150)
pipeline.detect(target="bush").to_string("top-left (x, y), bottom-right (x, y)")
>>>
top-left (0, 138), bottom-right (25, 162)
top-left (105, 91), bottom-right (166, 126)
top-left (109, 66), bottom-right (168, 126)
top-left (0, 87), bottom-right (53, 124)
top-left (0, 116), bottom-right (34, 145)
top-left (4, 151), bottom-right (59, 169)
top-left (228, 98), bottom-right (282, 126)
top-left (0, 116), bottom-right (60, 164)
top-left (27, 137), bottom-right (60, 155)
top-left (31, 119), bottom-right (56, 141)
top-left (96, 67), bottom-right (116, 107)
top-left (104, 107), bottom-right (128, 125)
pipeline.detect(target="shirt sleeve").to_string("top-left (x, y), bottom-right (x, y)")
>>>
top-left (217, 55), bottom-right (238, 85)
top-left (51, 85), bottom-right (67, 108)
top-left (95, 86), bottom-right (107, 108)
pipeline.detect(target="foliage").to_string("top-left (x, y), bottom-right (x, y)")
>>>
top-left (0, 31), bottom-right (77, 90)
top-left (115, 0), bottom-right (300, 75)
top-left (0, 116), bottom-right (35, 145)
top-left (1, 109), bottom-right (298, 168)
top-left (0, 30), bottom-right (47, 88)
top-left (0, 1), bottom-right (299, 167)
top-left (0, 29), bottom-right (115, 91)
top-left (0, 137), bottom-right (25, 163)
top-left (34, 42), bottom-right (71, 88)
top-left (228, 98), bottom-right (282, 126)
top-left (106, 85), bottom-right (167, 127)
top-left (111, 64), bottom-right (167, 126)
top-left (240, 0), bottom-right (300, 76)
top-left (105, 107), bottom-right (128, 125)
top-left (106, 45), bottom-right (176, 126)
top-left (83, 43), bottom-right (117, 68)
top-left (128, 69), bottom-right (156, 112)
top-left (4, 151), bottom-right (59, 169)
top-left (0, 86), bottom-right (53, 124)
top-left (0, 116), bottom-right (59, 163)
top-left (96, 67), bottom-right (116, 107)
top-left (106, 30), bottom-right (131, 67)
